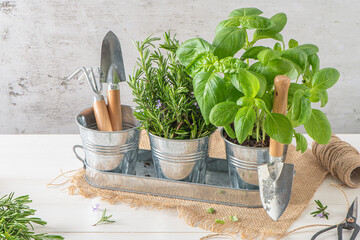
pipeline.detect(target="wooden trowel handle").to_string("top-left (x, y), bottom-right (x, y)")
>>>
top-left (270, 75), bottom-right (291, 157)
top-left (93, 95), bottom-right (113, 132)
top-left (107, 84), bottom-right (123, 131)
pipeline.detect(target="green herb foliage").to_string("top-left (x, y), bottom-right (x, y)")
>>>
top-left (0, 193), bottom-right (64, 240)
top-left (129, 32), bottom-right (216, 139)
top-left (311, 200), bottom-right (329, 219)
top-left (93, 209), bottom-right (115, 226)
top-left (206, 208), bottom-right (216, 214)
top-left (176, 7), bottom-right (339, 151)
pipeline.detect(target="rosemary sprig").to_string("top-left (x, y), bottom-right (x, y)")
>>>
top-left (310, 199), bottom-right (329, 219)
top-left (128, 32), bottom-right (216, 140)
top-left (0, 192), bottom-right (64, 239)
top-left (92, 208), bottom-right (115, 226)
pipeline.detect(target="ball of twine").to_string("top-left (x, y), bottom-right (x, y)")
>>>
top-left (312, 134), bottom-right (360, 188)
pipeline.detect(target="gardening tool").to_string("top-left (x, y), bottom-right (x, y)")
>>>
top-left (257, 75), bottom-right (295, 221)
top-left (312, 197), bottom-right (359, 240)
top-left (100, 31), bottom-right (126, 131)
top-left (67, 67), bottom-right (113, 132)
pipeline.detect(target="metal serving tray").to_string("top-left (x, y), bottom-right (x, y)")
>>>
top-left (83, 149), bottom-right (261, 207)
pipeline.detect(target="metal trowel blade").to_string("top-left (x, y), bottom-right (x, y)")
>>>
top-left (258, 162), bottom-right (294, 221)
top-left (100, 31), bottom-right (126, 84)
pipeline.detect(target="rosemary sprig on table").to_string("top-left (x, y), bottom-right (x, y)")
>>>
top-left (311, 199), bottom-right (330, 219)
top-left (0, 192), bottom-right (64, 239)
top-left (93, 208), bottom-right (115, 226)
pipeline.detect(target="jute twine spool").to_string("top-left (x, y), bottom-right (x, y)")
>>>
top-left (312, 134), bottom-right (360, 187)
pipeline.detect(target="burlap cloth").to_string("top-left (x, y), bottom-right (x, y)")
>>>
top-left (66, 130), bottom-right (329, 239)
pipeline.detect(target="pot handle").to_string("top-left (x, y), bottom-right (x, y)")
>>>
top-left (73, 145), bottom-right (85, 163)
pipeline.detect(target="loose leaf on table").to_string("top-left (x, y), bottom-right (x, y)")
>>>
top-left (311, 67), bottom-right (340, 90)
top-left (304, 109), bottom-right (331, 144)
top-left (193, 72), bottom-right (227, 124)
top-left (240, 46), bottom-right (270, 61)
top-left (234, 106), bottom-right (256, 143)
top-left (209, 101), bottom-right (240, 126)
top-left (215, 18), bottom-right (240, 34)
top-left (264, 113), bottom-right (293, 144)
top-left (230, 69), bottom-right (260, 97)
top-left (212, 26), bottom-right (245, 59)
top-left (294, 132), bottom-right (308, 153)
top-left (253, 13), bottom-right (287, 41)
top-left (229, 7), bottom-right (263, 17)
top-left (176, 38), bottom-right (213, 66)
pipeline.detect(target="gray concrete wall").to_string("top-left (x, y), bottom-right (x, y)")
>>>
top-left (0, 0), bottom-right (359, 133)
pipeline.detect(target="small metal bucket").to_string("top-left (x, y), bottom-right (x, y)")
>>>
top-left (221, 128), bottom-right (288, 189)
top-left (148, 133), bottom-right (209, 183)
top-left (73, 105), bottom-right (140, 174)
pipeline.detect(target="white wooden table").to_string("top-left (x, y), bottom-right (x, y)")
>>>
top-left (1, 134), bottom-right (360, 240)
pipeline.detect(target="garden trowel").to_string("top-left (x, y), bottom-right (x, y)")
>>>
top-left (100, 31), bottom-right (126, 131)
top-left (257, 75), bottom-right (295, 221)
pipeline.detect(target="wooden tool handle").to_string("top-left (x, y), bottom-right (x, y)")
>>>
top-left (93, 95), bottom-right (113, 132)
top-left (270, 75), bottom-right (291, 157)
top-left (107, 84), bottom-right (123, 131)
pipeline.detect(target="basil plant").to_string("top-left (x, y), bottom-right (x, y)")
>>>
top-left (176, 7), bottom-right (339, 152)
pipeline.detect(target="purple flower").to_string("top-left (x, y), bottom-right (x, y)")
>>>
top-left (92, 203), bottom-right (100, 212)
top-left (316, 213), bottom-right (324, 218)
top-left (155, 100), bottom-right (162, 109)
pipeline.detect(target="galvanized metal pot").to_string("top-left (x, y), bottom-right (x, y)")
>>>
top-left (148, 133), bottom-right (209, 183)
top-left (73, 105), bottom-right (140, 174)
top-left (221, 128), bottom-right (288, 190)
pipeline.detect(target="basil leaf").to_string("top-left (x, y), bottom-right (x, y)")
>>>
top-left (298, 96), bottom-right (312, 124)
top-left (320, 90), bottom-right (328, 107)
top-left (215, 18), bottom-right (240, 34)
top-left (213, 26), bottom-right (245, 59)
top-left (304, 109), bottom-right (331, 144)
top-left (264, 113), bottom-right (293, 144)
top-left (229, 8), bottom-right (263, 17)
top-left (185, 52), bottom-right (217, 77)
top-left (253, 13), bottom-right (287, 41)
top-left (273, 42), bottom-right (282, 51)
top-left (308, 54), bottom-right (320, 72)
top-left (293, 44), bottom-right (319, 56)
top-left (231, 69), bottom-right (260, 98)
top-left (249, 71), bottom-right (267, 97)
top-left (289, 83), bottom-right (310, 97)
top-left (254, 98), bottom-right (268, 111)
top-left (237, 96), bottom-right (253, 106)
top-left (291, 89), bottom-right (304, 121)
top-left (258, 49), bottom-right (281, 66)
top-left (294, 132), bottom-right (308, 153)
top-left (239, 16), bottom-right (274, 30)
top-left (271, 33), bottom-right (284, 42)
top-left (288, 39), bottom-right (299, 48)
top-left (226, 83), bottom-right (244, 102)
top-left (286, 111), bottom-right (301, 128)
top-left (210, 102), bottom-right (240, 126)
top-left (176, 38), bottom-right (213, 66)
top-left (240, 46), bottom-right (270, 61)
top-left (234, 106), bottom-right (256, 143)
top-left (311, 67), bottom-right (340, 90)
top-left (267, 59), bottom-right (298, 80)
top-left (261, 93), bottom-right (273, 111)
top-left (193, 72), bottom-right (227, 124)
top-left (281, 48), bottom-right (308, 72)
top-left (216, 57), bottom-right (248, 74)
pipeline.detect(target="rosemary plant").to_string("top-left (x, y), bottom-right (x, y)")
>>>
top-left (0, 193), bottom-right (64, 240)
top-left (129, 32), bottom-right (215, 139)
